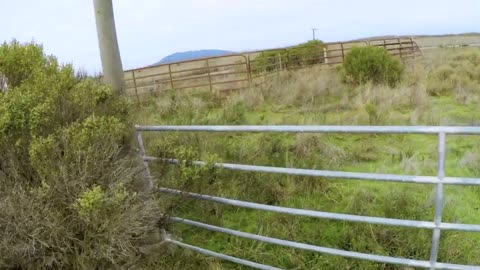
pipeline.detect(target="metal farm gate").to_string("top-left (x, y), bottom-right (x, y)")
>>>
top-left (135, 125), bottom-right (480, 270)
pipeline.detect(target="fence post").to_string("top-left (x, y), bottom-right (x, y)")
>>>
top-left (206, 59), bottom-right (213, 93)
top-left (323, 47), bottom-right (328, 64)
top-left (398, 38), bottom-right (403, 58)
top-left (246, 55), bottom-right (252, 87)
top-left (411, 38), bottom-right (416, 60)
top-left (132, 70), bottom-right (140, 104)
top-left (428, 132), bottom-right (446, 270)
top-left (168, 64), bottom-right (174, 90)
top-left (278, 53), bottom-right (281, 77)
top-left (340, 43), bottom-right (345, 62)
top-left (284, 49), bottom-right (289, 70)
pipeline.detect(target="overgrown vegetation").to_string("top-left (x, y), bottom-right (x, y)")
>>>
top-left (3, 38), bottom-right (480, 270)
top-left (254, 40), bottom-right (325, 73)
top-left (341, 46), bottom-right (404, 87)
top-left (134, 47), bottom-right (480, 269)
top-left (0, 40), bottom-right (163, 269)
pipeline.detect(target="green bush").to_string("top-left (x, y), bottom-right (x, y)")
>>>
top-left (287, 40), bottom-right (325, 67)
top-left (426, 50), bottom-right (480, 97)
top-left (254, 40), bottom-right (325, 73)
top-left (341, 46), bottom-right (404, 86)
top-left (223, 98), bottom-right (247, 124)
top-left (426, 65), bottom-right (456, 96)
top-left (0, 40), bottom-right (47, 88)
top-left (0, 40), bottom-right (161, 268)
top-left (254, 49), bottom-right (289, 73)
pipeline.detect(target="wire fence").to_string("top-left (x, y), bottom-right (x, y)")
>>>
top-left (136, 125), bottom-right (480, 270)
top-left (125, 37), bottom-right (421, 101)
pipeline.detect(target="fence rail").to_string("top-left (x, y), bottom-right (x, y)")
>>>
top-left (136, 125), bottom-right (480, 270)
top-left (125, 37), bottom-right (421, 101)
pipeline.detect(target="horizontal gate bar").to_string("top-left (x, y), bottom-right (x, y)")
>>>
top-left (166, 238), bottom-right (283, 270)
top-left (135, 125), bottom-right (480, 135)
top-left (158, 187), bottom-right (480, 232)
top-left (145, 157), bottom-right (480, 186)
top-left (169, 217), bottom-right (480, 270)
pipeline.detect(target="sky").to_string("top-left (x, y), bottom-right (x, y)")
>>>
top-left (0, 0), bottom-right (478, 73)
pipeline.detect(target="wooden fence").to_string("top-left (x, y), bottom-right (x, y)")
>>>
top-left (124, 37), bottom-right (421, 101)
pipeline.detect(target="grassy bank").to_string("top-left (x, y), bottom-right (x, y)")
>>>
top-left (135, 48), bottom-right (480, 269)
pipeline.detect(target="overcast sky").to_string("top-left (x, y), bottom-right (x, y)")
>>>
top-left (1, 0), bottom-right (478, 73)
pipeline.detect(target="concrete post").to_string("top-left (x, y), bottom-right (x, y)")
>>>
top-left (93, 0), bottom-right (125, 94)
top-left (93, 1), bottom-right (153, 193)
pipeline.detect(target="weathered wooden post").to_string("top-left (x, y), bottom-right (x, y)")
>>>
top-left (323, 47), bottom-right (328, 64)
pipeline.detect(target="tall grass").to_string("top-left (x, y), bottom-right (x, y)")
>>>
top-left (134, 47), bottom-right (480, 269)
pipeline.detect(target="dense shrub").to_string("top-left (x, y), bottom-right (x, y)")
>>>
top-left (254, 40), bottom-right (325, 73)
top-left (426, 64), bottom-right (456, 96)
top-left (341, 46), bottom-right (404, 86)
top-left (254, 49), bottom-right (289, 73)
top-left (288, 40), bottom-right (325, 67)
top-left (0, 40), bottom-right (161, 268)
top-left (426, 49), bottom-right (480, 98)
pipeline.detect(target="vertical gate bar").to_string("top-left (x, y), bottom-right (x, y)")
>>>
top-left (168, 64), bottom-right (174, 90)
top-left (429, 132), bottom-right (446, 270)
top-left (132, 70), bottom-right (140, 104)
top-left (136, 131), bottom-right (153, 191)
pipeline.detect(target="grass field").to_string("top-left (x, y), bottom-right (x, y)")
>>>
top-left (134, 47), bottom-right (480, 269)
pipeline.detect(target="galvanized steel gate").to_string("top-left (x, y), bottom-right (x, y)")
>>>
top-left (135, 125), bottom-right (480, 270)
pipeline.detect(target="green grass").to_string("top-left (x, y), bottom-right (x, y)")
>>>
top-left (135, 48), bottom-right (480, 269)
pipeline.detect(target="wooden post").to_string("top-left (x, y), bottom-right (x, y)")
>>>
top-left (340, 43), bottom-right (345, 62)
top-left (132, 70), bottom-right (140, 103)
top-left (284, 49), bottom-right (289, 70)
top-left (323, 47), bottom-right (328, 64)
top-left (398, 38), bottom-right (402, 58)
top-left (246, 55), bottom-right (252, 87)
top-left (411, 38), bottom-right (416, 60)
top-left (277, 54), bottom-right (282, 78)
top-left (168, 64), bottom-right (174, 90)
top-left (206, 59), bottom-right (213, 93)
top-left (278, 53), bottom-right (282, 70)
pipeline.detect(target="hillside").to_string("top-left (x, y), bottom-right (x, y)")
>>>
top-left (154, 49), bottom-right (236, 65)
top-left (352, 32), bottom-right (480, 41)
top-left (351, 33), bottom-right (480, 48)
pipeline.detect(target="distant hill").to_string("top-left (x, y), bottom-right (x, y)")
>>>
top-left (155, 49), bottom-right (236, 65)
top-left (349, 32), bottom-right (480, 42)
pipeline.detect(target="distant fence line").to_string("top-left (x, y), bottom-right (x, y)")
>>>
top-left (124, 37), bottom-right (421, 101)
top-left (421, 43), bottom-right (480, 50)
top-left (413, 34), bottom-right (480, 50)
